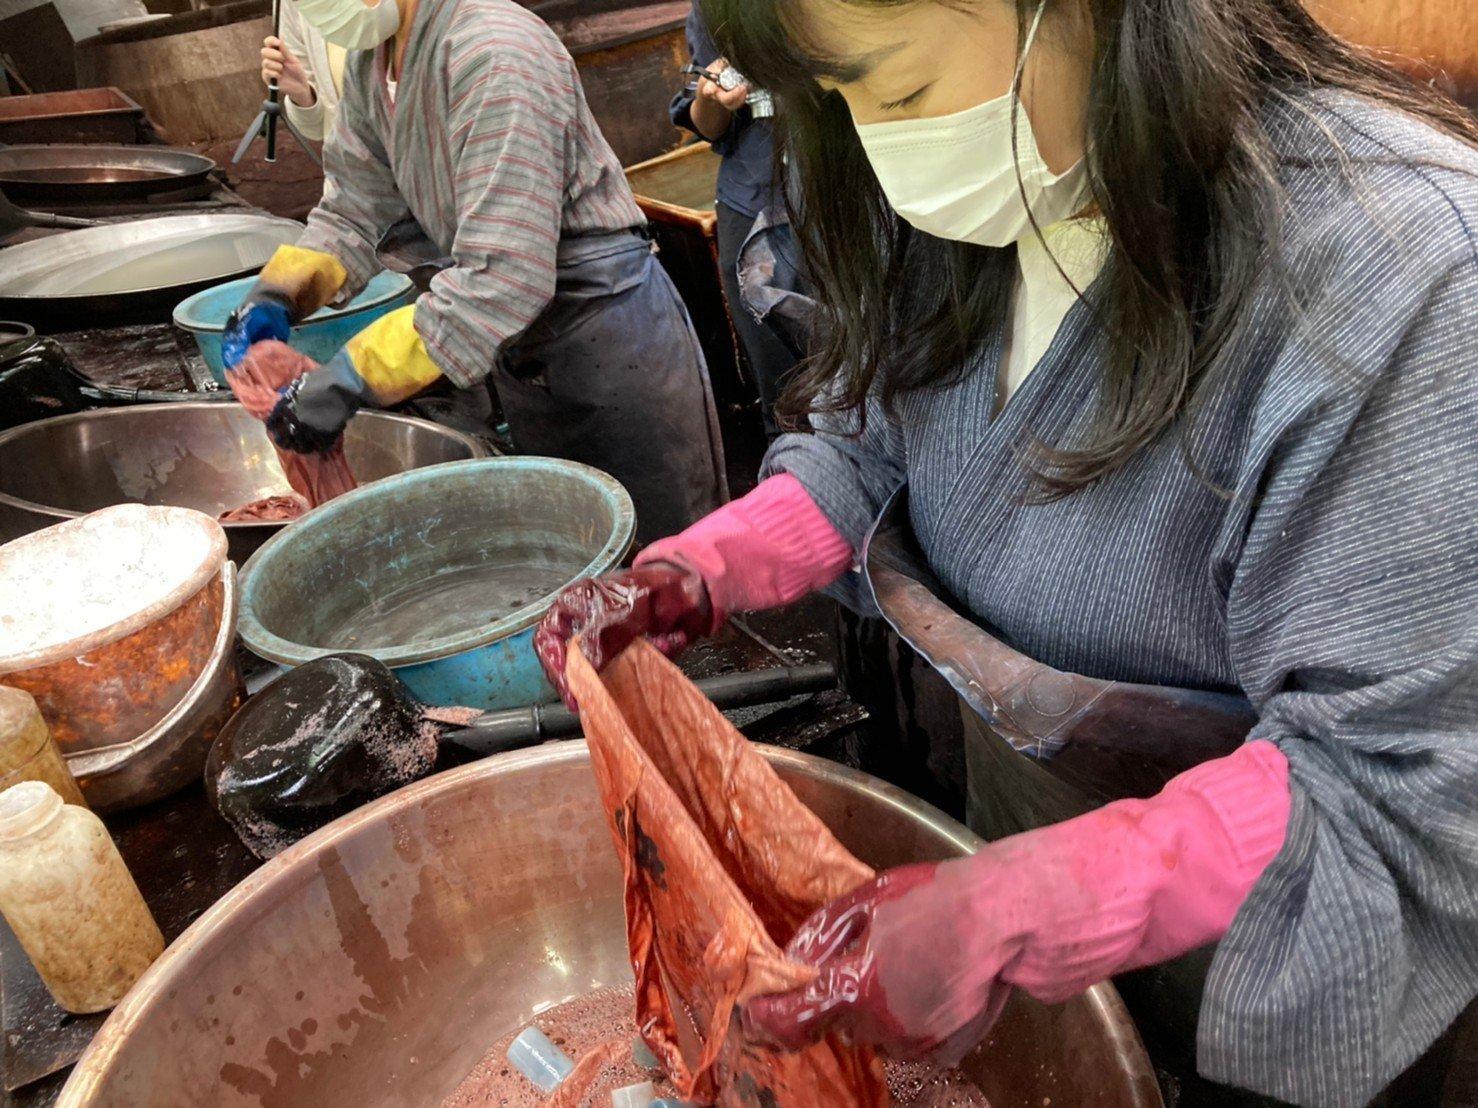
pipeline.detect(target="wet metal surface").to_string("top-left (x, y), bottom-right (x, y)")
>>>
top-left (51, 323), bottom-right (204, 395)
top-left (60, 745), bottom-right (1158, 1107)
top-left (0, 597), bottom-right (867, 1103)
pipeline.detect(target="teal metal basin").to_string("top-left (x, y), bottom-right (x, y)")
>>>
top-left (237, 458), bottom-right (635, 710)
top-left (173, 271), bottom-right (415, 384)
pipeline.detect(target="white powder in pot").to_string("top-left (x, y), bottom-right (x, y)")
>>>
top-left (0, 504), bottom-right (226, 667)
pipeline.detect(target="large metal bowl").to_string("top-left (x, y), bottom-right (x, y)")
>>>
top-left (0, 144), bottom-right (217, 204)
top-left (59, 745), bottom-right (1161, 1106)
top-left (0, 404), bottom-right (489, 564)
top-left (0, 213), bottom-right (303, 330)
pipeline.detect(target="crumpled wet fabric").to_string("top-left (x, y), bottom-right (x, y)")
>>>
top-left (566, 639), bottom-right (889, 1107)
top-left (218, 493), bottom-right (310, 523)
top-left (226, 340), bottom-right (358, 507)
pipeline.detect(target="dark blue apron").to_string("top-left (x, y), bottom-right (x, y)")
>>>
top-left (376, 220), bottom-right (728, 544)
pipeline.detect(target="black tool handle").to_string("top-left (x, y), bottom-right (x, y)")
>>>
top-left (264, 0), bottom-right (282, 162)
top-left (444, 664), bottom-right (836, 757)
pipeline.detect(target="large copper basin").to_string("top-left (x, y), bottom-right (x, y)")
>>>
top-left (60, 745), bottom-right (1162, 1107)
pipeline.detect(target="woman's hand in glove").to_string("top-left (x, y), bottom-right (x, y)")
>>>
top-left (746, 742), bottom-right (1292, 1065)
top-left (534, 563), bottom-right (718, 710)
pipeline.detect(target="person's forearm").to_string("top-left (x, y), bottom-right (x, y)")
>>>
top-left (690, 95), bottom-right (734, 142)
top-left (636, 474), bottom-right (854, 618)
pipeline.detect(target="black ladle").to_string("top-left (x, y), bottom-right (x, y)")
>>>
top-left (205, 653), bottom-right (835, 859)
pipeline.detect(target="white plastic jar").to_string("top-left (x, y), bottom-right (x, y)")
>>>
top-left (0, 781), bottom-right (163, 1012)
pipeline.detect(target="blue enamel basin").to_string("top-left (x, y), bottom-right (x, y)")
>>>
top-left (237, 458), bottom-right (635, 710)
top-left (173, 271), bottom-right (415, 384)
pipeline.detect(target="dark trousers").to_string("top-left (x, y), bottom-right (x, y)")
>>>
top-left (716, 201), bottom-right (800, 437)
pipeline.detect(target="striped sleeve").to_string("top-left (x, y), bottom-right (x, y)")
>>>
top-left (760, 392), bottom-right (907, 614)
top-left (296, 62), bottom-right (409, 297)
top-left (410, 37), bottom-right (570, 387)
top-left (1201, 255), bottom-right (1478, 1106)
top-left (278, 3), bottom-right (328, 143)
top-left (762, 392), bottom-right (909, 549)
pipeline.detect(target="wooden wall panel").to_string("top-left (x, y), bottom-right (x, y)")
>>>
top-left (1308, 0), bottom-right (1478, 111)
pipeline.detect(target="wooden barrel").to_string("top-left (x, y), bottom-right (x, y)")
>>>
top-left (545, 0), bottom-right (692, 167)
top-left (75, 1), bottom-right (271, 145)
top-left (1309, 0), bottom-right (1478, 110)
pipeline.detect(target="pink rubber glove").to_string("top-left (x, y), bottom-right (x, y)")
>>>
top-left (636, 473), bottom-right (854, 618)
top-left (536, 474), bottom-right (854, 707)
top-left (746, 740), bottom-right (1291, 1063)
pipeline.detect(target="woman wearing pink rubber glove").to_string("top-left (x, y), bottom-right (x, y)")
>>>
top-left (537, 0), bottom-right (1478, 1100)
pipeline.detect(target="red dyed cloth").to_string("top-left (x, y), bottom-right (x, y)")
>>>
top-left (225, 340), bottom-right (357, 508)
top-left (218, 494), bottom-right (310, 523)
top-left (566, 639), bottom-right (889, 1107)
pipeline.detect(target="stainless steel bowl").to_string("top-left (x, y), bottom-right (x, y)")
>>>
top-left (65, 562), bottom-right (243, 812)
top-left (60, 745), bottom-right (1161, 1106)
top-left (0, 404), bottom-right (489, 563)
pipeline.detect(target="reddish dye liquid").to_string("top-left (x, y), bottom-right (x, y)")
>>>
top-left (442, 986), bottom-right (990, 1107)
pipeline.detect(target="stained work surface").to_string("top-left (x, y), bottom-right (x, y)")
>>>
top-left (567, 639), bottom-right (887, 1105)
top-left (52, 324), bottom-right (206, 395)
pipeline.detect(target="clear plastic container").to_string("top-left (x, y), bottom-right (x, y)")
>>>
top-left (0, 781), bottom-right (162, 1012)
top-left (507, 1026), bottom-right (574, 1093)
top-left (0, 686), bottom-right (86, 807)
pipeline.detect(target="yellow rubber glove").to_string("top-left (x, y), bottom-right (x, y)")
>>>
top-left (264, 304), bottom-right (445, 454)
top-left (222, 245), bottom-right (348, 370)
top-left (257, 244), bottom-right (349, 319)
top-left (342, 303), bottom-right (444, 406)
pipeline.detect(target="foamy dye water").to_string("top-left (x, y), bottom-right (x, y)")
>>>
top-left (441, 986), bottom-right (990, 1107)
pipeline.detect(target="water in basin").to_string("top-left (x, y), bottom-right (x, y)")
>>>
top-left (330, 561), bottom-right (579, 650)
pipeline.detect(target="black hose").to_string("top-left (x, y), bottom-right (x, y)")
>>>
top-left (445, 664), bottom-right (837, 757)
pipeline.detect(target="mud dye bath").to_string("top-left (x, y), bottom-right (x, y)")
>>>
top-left (442, 986), bottom-right (990, 1107)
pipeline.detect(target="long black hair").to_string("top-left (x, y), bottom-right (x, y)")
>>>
top-left (701, 0), bottom-right (1478, 497)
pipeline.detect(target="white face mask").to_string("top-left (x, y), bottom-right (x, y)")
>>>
top-left (853, 0), bottom-right (1089, 247)
top-left (293, 0), bottom-right (399, 51)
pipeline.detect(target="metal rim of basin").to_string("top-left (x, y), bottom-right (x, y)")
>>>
top-left (0, 213), bottom-right (304, 300)
top-left (57, 743), bottom-right (1156, 1107)
top-left (236, 456), bottom-right (636, 669)
top-left (0, 404), bottom-right (489, 543)
top-left (172, 271), bottom-right (416, 336)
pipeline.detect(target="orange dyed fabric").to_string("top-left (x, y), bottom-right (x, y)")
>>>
top-left (226, 341), bottom-right (357, 508)
top-left (566, 640), bottom-right (889, 1107)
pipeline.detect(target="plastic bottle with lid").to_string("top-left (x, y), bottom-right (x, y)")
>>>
top-left (0, 781), bottom-right (163, 1013)
top-left (0, 686), bottom-right (86, 807)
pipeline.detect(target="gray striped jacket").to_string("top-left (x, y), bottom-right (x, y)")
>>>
top-left (296, 0), bottom-right (645, 387)
top-left (765, 92), bottom-right (1478, 1106)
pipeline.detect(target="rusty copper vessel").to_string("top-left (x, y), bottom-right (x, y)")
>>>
top-left (60, 745), bottom-right (1161, 1106)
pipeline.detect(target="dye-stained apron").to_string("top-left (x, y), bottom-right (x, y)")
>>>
top-left (376, 220), bottom-right (729, 545)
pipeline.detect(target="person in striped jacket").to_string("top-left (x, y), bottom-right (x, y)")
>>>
top-left (537, 0), bottom-right (1478, 1102)
top-left (224, 0), bottom-right (727, 543)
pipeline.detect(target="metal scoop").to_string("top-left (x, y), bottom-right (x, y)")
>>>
top-left (205, 653), bottom-right (834, 858)
top-left (0, 188), bottom-right (100, 238)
